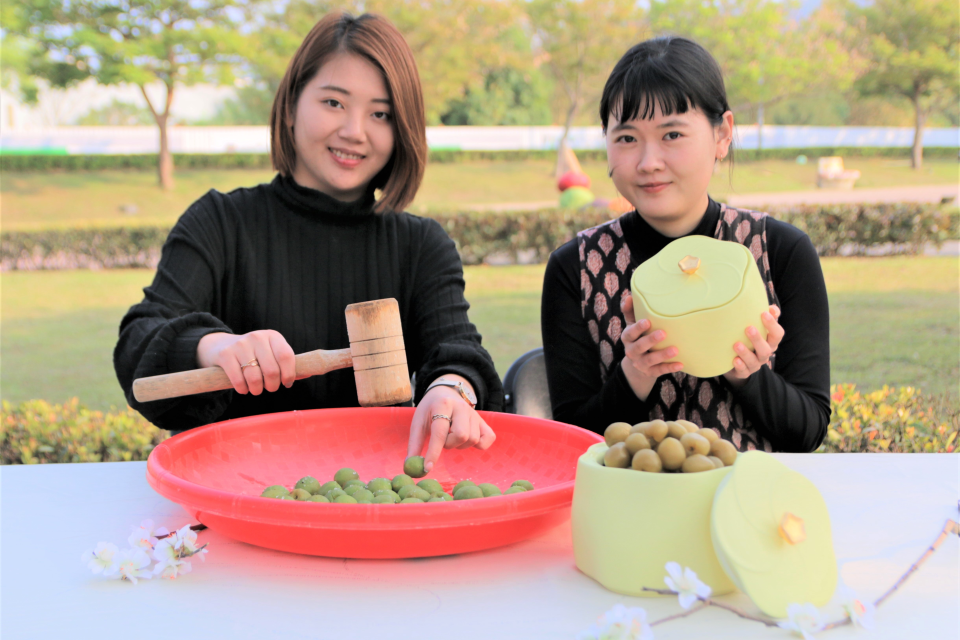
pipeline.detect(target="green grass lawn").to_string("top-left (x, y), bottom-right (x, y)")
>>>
top-left (3, 157), bottom-right (956, 230)
top-left (2, 256), bottom-right (956, 411)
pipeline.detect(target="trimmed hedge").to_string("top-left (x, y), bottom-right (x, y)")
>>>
top-left (0, 399), bottom-right (167, 464)
top-left (1, 386), bottom-right (955, 464)
top-left (2, 203), bottom-right (956, 270)
top-left (2, 146), bottom-right (957, 172)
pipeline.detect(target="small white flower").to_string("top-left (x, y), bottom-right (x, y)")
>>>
top-left (154, 556), bottom-right (193, 579)
top-left (175, 525), bottom-right (207, 560)
top-left (578, 604), bottom-right (654, 640)
top-left (127, 519), bottom-right (169, 552)
top-left (663, 562), bottom-right (712, 609)
top-left (837, 585), bottom-right (875, 630)
top-left (81, 542), bottom-right (120, 576)
top-left (778, 603), bottom-right (823, 640)
top-left (112, 548), bottom-right (153, 584)
top-left (153, 537), bottom-right (181, 564)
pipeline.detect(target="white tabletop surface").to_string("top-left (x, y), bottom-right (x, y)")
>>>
top-left (2, 453), bottom-right (958, 640)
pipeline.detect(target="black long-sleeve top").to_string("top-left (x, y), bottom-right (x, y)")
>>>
top-left (115, 174), bottom-right (503, 432)
top-left (541, 199), bottom-right (830, 452)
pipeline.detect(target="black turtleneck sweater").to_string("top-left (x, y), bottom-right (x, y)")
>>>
top-left (115, 174), bottom-right (503, 432)
top-left (541, 199), bottom-right (830, 452)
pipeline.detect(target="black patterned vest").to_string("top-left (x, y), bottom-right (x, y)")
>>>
top-left (577, 204), bottom-right (780, 452)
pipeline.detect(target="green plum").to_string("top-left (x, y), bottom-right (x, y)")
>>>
top-left (477, 483), bottom-right (502, 497)
top-left (334, 468), bottom-right (360, 486)
top-left (260, 485), bottom-right (289, 499)
top-left (392, 474), bottom-right (415, 492)
top-left (453, 486), bottom-right (484, 500)
top-left (294, 476), bottom-right (321, 495)
top-left (318, 481), bottom-right (342, 496)
top-left (403, 456), bottom-right (427, 478)
top-left (367, 478), bottom-right (392, 493)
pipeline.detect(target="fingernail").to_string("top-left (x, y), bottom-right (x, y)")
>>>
top-left (424, 461), bottom-right (433, 472)
top-left (762, 313), bottom-right (771, 321)
top-left (656, 331), bottom-right (665, 339)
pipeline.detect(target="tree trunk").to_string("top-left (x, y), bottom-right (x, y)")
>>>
top-left (911, 90), bottom-right (925, 170)
top-left (158, 115), bottom-right (174, 190)
top-left (556, 99), bottom-right (580, 178)
top-left (757, 103), bottom-right (764, 151)
top-left (139, 83), bottom-right (176, 190)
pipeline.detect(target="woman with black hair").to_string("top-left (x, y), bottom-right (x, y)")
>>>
top-left (540, 37), bottom-right (830, 453)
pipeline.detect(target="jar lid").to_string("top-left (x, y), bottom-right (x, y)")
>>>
top-left (631, 235), bottom-right (749, 317)
top-left (710, 451), bottom-right (837, 618)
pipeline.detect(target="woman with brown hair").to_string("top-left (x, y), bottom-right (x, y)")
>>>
top-left (115, 13), bottom-right (501, 472)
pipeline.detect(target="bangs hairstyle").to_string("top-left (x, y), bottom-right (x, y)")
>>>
top-left (271, 13), bottom-right (427, 213)
top-left (599, 36), bottom-right (732, 152)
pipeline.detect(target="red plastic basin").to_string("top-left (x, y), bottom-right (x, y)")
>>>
top-left (146, 407), bottom-right (602, 558)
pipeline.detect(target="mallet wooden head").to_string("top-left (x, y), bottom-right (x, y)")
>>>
top-left (132, 298), bottom-right (412, 406)
top-left (344, 299), bottom-right (411, 407)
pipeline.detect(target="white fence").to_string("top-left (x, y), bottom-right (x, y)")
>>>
top-left (1, 125), bottom-right (957, 155)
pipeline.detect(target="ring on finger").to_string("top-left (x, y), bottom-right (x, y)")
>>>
top-left (240, 358), bottom-right (260, 371)
top-left (431, 414), bottom-right (451, 423)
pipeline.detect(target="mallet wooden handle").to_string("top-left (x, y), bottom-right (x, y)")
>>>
top-left (132, 348), bottom-right (353, 403)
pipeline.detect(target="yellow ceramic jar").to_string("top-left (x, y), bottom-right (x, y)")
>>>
top-left (571, 442), bottom-right (736, 597)
top-left (630, 235), bottom-right (769, 379)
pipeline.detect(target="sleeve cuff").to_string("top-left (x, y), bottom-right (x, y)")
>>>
top-left (416, 364), bottom-right (489, 410)
top-left (611, 363), bottom-right (659, 420)
top-left (166, 326), bottom-right (233, 373)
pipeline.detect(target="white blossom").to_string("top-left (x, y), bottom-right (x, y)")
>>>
top-left (127, 519), bottom-right (169, 552)
top-left (837, 586), bottom-right (875, 630)
top-left (112, 548), bottom-right (153, 584)
top-left (663, 562), bottom-right (712, 609)
top-left (154, 556), bottom-right (194, 579)
top-left (578, 604), bottom-right (654, 640)
top-left (778, 603), bottom-right (823, 640)
top-left (81, 542), bottom-right (120, 576)
top-left (175, 525), bottom-right (207, 560)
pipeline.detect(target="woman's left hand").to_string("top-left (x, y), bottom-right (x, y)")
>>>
top-left (723, 305), bottom-right (784, 387)
top-left (407, 376), bottom-right (496, 474)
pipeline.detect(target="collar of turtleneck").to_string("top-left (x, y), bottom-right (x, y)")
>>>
top-left (270, 173), bottom-right (377, 221)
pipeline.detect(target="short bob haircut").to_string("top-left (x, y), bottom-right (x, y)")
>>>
top-left (599, 36), bottom-right (733, 162)
top-left (271, 13), bottom-right (427, 213)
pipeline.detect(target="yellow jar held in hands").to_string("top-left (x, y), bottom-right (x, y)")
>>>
top-left (630, 235), bottom-right (770, 379)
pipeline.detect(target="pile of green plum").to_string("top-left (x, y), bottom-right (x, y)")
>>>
top-left (601, 420), bottom-right (739, 473)
top-left (259, 456), bottom-right (535, 504)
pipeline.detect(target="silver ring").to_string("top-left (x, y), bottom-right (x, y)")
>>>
top-left (431, 414), bottom-right (451, 422)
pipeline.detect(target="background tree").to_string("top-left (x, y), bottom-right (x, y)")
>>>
top-left (525, 0), bottom-right (645, 156)
top-left (238, 0), bottom-right (524, 125)
top-left (25, 0), bottom-right (253, 189)
top-left (842, 0), bottom-right (959, 169)
top-left (649, 0), bottom-right (859, 148)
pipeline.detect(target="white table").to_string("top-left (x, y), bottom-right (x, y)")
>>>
top-left (2, 454), bottom-right (957, 640)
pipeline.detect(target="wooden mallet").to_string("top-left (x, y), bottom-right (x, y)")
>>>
top-left (132, 298), bottom-right (411, 407)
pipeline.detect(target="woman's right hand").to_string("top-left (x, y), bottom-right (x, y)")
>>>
top-left (196, 331), bottom-right (297, 395)
top-left (619, 293), bottom-right (684, 402)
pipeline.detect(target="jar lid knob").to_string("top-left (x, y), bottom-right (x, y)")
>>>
top-left (778, 512), bottom-right (806, 545)
top-left (678, 255), bottom-right (701, 274)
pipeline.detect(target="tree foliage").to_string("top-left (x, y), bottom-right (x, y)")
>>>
top-left (842, 0), bottom-right (960, 168)
top-left (23, 0), bottom-right (254, 187)
top-left (526, 0), bottom-right (645, 138)
top-left (648, 0), bottom-right (858, 115)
